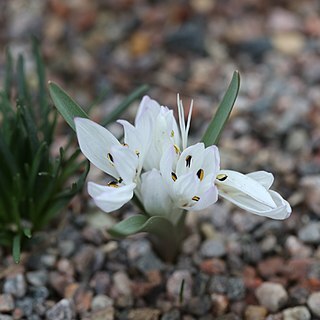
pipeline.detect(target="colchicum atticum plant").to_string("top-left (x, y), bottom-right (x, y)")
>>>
top-left (0, 42), bottom-right (89, 262)
top-left (50, 71), bottom-right (291, 262)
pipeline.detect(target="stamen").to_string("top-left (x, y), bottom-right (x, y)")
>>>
top-left (216, 174), bottom-right (228, 181)
top-left (118, 177), bottom-right (123, 183)
top-left (135, 150), bottom-right (140, 157)
top-left (197, 169), bottom-right (204, 181)
top-left (107, 153), bottom-right (114, 162)
top-left (171, 130), bottom-right (174, 137)
top-left (171, 172), bottom-right (177, 181)
top-left (107, 180), bottom-right (119, 188)
top-left (192, 196), bottom-right (200, 201)
top-left (122, 143), bottom-right (129, 147)
top-left (174, 144), bottom-right (180, 154)
top-left (186, 155), bottom-right (192, 167)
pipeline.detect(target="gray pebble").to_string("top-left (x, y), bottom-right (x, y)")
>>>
top-left (46, 299), bottom-right (74, 320)
top-left (4, 274), bottom-right (26, 298)
top-left (161, 309), bottom-right (181, 320)
top-left (200, 239), bottom-right (226, 258)
top-left (91, 294), bottom-right (113, 311)
top-left (283, 306), bottom-right (311, 320)
top-left (26, 270), bottom-right (48, 287)
top-left (298, 222), bottom-right (320, 244)
top-left (307, 291), bottom-right (320, 317)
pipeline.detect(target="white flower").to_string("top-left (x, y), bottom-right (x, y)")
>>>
top-left (160, 142), bottom-right (220, 211)
top-left (74, 116), bottom-right (151, 212)
top-left (215, 170), bottom-right (291, 219)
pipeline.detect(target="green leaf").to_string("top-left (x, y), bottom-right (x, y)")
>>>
top-left (49, 82), bottom-right (89, 131)
top-left (23, 228), bottom-right (32, 238)
top-left (108, 215), bottom-right (148, 237)
top-left (12, 234), bottom-right (21, 263)
top-left (4, 47), bottom-right (13, 98)
top-left (102, 84), bottom-right (149, 126)
top-left (202, 71), bottom-right (240, 146)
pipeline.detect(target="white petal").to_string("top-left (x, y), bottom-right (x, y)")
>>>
top-left (191, 185), bottom-right (218, 211)
top-left (75, 117), bottom-right (120, 177)
top-left (88, 181), bottom-right (135, 212)
top-left (159, 145), bottom-right (175, 191)
top-left (246, 171), bottom-right (274, 189)
top-left (140, 169), bottom-right (173, 216)
top-left (201, 145), bottom-right (220, 177)
top-left (176, 143), bottom-right (205, 177)
top-left (135, 95), bottom-right (160, 125)
top-left (111, 145), bottom-right (138, 184)
top-left (173, 172), bottom-right (200, 208)
top-left (217, 170), bottom-right (276, 208)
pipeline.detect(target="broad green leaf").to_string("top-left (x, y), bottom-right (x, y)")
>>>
top-left (49, 82), bottom-right (89, 131)
top-left (12, 234), bottom-right (21, 263)
top-left (202, 71), bottom-right (240, 146)
top-left (108, 215), bottom-right (148, 237)
top-left (102, 84), bottom-right (149, 126)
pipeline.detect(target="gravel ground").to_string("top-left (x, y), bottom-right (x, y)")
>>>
top-left (1, 0), bottom-right (320, 319)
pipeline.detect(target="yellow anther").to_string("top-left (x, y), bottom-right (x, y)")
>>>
top-left (107, 180), bottom-right (119, 188)
top-left (173, 144), bottom-right (180, 154)
top-left (186, 155), bottom-right (192, 168)
top-left (171, 130), bottom-right (174, 137)
top-left (122, 143), bottom-right (129, 147)
top-left (171, 172), bottom-right (177, 181)
top-left (197, 169), bottom-right (204, 181)
top-left (135, 150), bottom-right (140, 157)
top-left (192, 196), bottom-right (200, 202)
top-left (216, 174), bottom-right (228, 181)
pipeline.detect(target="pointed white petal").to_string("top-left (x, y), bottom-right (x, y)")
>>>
top-left (246, 171), bottom-right (274, 189)
top-left (216, 170), bottom-right (276, 208)
top-left (75, 117), bottom-right (120, 177)
top-left (111, 145), bottom-right (138, 184)
top-left (176, 143), bottom-right (205, 177)
top-left (141, 169), bottom-right (173, 216)
top-left (201, 145), bottom-right (220, 177)
top-left (191, 185), bottom-right (218, 211)
top-left (88, 181), bottom-right (135, 212)
top-left (135, 95), bottom-right (160, 125)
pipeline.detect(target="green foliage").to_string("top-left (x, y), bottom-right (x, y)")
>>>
top-left (202, 71), bottom-right (240, 146)
top-left (0, 41), bottom-right (89, 262)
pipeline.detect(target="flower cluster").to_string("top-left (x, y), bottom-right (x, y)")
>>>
top-left (75, 95), bottom-right (291, 220)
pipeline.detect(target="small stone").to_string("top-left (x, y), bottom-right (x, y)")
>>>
top-left (73, 245), bottom-right (96, 276)
top-left (26, 270), bottom-right (48, 287)
top-left (46, 299), bottom-right (74, 320)
top-left (160, 309), bottom-right (180, 320)
top-left (128, 308), bottom-right (160, 320)
top-left (136, 251), bottom-right (165, 273)
top-left (244, 305), bottom-right (268, 320)
top-left (301, 176), bottom-right (320, 216)
top-left (4, 274), bottom-right (27, 298)
top-left (167, 270), bottom-right (192, 303)
top-left (0, 294), bottom-right (14, 312)
top-left (0, 315), bottom-right (13, 320)
top-left (58, 240), bottom-right (75, 257)
top-left (211, 294), bottom-right (228, 316)
top-left (272, 32), bottom-right (305, 55)
top-left (88, 307), bottom-right (115, 320)
top-left (200, 258), bottom-right (226, 275)
top-left (127, 239), bottom-right (151, 261)
top-left (16, 297), bottom-right (34, 316)
top-left (307, 291), bottom-right (320, 317)
top-left (255, 282), bottom-right (288, 312)
top-left (285, 236), bottom-right (312, 258)
top-left (113, 271), bottom-right (132, 296)
top-left (182, 233), bottom-right (201, 255)
top-left (289, 286), bottom-right (309, 305)
top-left (73, 286), bottom-right (93, 313)
top-left (200, 239), bottom-right (226, 258)
top-left (91, 295), bottom-right (114, 311)
top-left (186, 296), bottom-right (212, 316)
top-left (260, 235), bottom-right (277, 253)
top-left (298, 222), bottom-right (320, 244)
top-left (257, 257), bottom-right (285, 278)
top-left (90, 271), bottom-right (111, 294)
top-left (283, 306), bottom-right (311, 320)
top-left (209, 276), bottom-right (245, 301)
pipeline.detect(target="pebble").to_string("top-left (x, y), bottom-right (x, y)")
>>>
top-left (90, 271), bottom-right (111, 294)
top-left (26, 270), bottom-right (48, 287)
top-left (160, 309), bottom-right (180, 320)
top-left (285, 236), bottom-right (312, 258)
top-left (3, 274), bottom-right (27, 298)
top-left (211, 294), bottom-right (228, 316)
top-left (186, 296), bottom-right (212, 316)
top-left (182, 233), bottom-right (201, 255)
top-left (127, 239), bottom-right (151, 261)
top-left (46, 299), bottom-right (75, 320)
top-left (128, 308), bottom-right (160, 320)
top-left (91, 295), bottom-right (114, 311)
top-left (113, 271), bottom-right (132, 296)
top-left (244, 305), bottom-right (268, 320)
top-left (200, 258), bottom-right (226, 275)
top-left (301, 176), bottom-right (320, 216)
top-left (307, 291), bottom-right (320, 317)
top-left (86, 307), bottom-right (115, 320)
top-left (255, 282), bottom-right (288, 312)
top-left (283, 306), bottom-right (311, 320)
top-left (200, 239), bottom-right (226, 258)
top-left (136, 251), bottom-right (165, 273)
top-left (209, 276), bottom-right (245, 301)
top-left (0, 294), bottom-right (14, 312)
top-left (298, 222), bottom-right (320, 244)
top-left (0, 315), bottom-right (13, 320)
top-left (166, 270), bottom-right (192, 302)
top-left (73, 245), bottom-right (96, 276)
